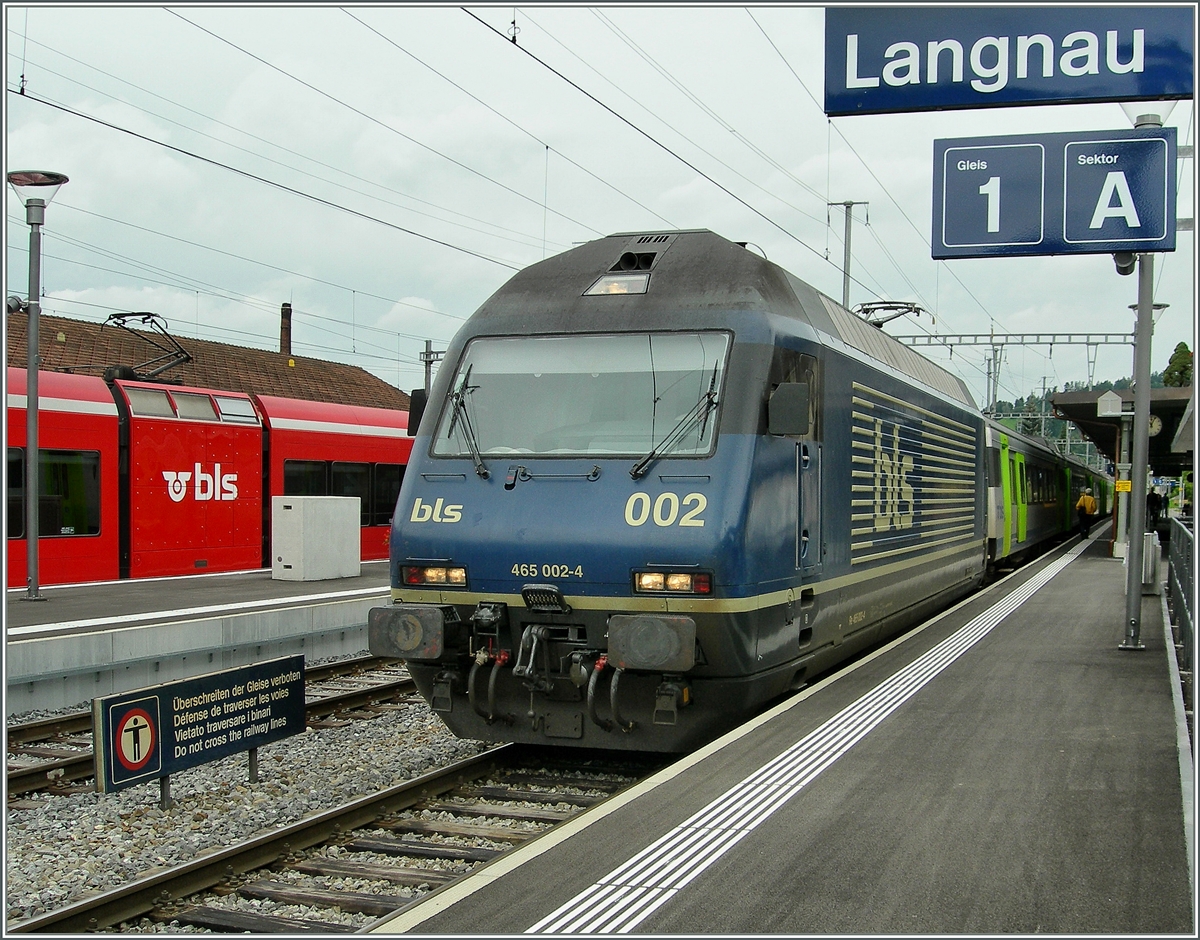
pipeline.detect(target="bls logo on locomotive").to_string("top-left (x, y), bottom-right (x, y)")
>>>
top-left (872, 418), bottom-right (914, 531)
top-left (162, 463), bottom-right (239, 503)
top-left (409, 497), bottom-right (463, 523)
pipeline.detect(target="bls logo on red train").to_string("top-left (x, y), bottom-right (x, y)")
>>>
top-left (162, 463), bottom-right (239, 503)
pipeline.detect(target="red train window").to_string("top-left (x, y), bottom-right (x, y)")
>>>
top-left (172, 392), bottom-right (218, 421)
top-left (125, 387), bottom-right (174, 417)
top-left (214, 396), bottom-right (259, 424)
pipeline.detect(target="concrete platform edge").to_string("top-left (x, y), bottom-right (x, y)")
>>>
top-left (368, 539), bottom-right (1083, 935)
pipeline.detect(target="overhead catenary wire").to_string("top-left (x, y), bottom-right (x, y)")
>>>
top-left (165, 8), bottom-right (606, 238)
top-left (463, 8), bottom-right (883, 300)
top-left (8, 225), bottom-right (456, 356)
top-left (518, 8), bottom-right (833, 235)
top-left (747, 10), bottom-right (1005, 338)
top-left (744, 10), bottom-right (1070, 398)
top-left (519, 5), bottom-right (1023, 376)
top-left (5, 87), bottom-right (525, 271)
top-left (4, 38), bottom-right (564, 252)
top-left (590, 8), bottom-right (829, 208)
top-left (18, 11), bottom-right (945, 348)
top-left (341, 7), bottom-right (678, 231)
top-left (46, 203), bottom-right (466, 323)
top-left (474, 13), bottom-right (1029, 405)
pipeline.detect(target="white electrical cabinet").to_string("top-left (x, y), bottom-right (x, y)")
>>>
top-left (271, 496), bottom-right (361, 581)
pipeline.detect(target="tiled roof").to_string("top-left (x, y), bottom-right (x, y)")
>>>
top-left (6, 311), bottom-right (410, 410)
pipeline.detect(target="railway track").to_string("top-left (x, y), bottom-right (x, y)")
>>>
top-left (7, 745), bottom-right (663, 933)
top-left (6, 656), bottom-right (416, 798)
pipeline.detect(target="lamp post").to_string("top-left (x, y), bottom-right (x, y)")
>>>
top-left (7, 170), bottom-right (69, 601)
top-left (1115, 106), bottom-right (1171, 652)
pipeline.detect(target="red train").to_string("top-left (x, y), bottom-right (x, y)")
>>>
top-left (6, 367), bottom-right (411, 587)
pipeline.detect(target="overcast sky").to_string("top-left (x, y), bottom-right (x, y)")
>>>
top-left (4, 4), bottom-right (1195, 410)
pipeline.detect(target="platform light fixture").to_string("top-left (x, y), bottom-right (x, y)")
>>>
top-left (8, 169), bottom-right (69, 601)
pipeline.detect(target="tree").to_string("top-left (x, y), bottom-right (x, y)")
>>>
top-left (1163, 342), bottom-right (1193, 387)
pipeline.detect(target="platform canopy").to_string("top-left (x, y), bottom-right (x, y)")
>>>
top-left (1052, 386), bottom-right (1194, 477)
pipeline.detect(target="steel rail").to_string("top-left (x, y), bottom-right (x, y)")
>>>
top-left (7, 746), bottom-right (512, 933)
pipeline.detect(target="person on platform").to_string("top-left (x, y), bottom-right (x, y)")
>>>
top-left (1147, 489), bottom-right (1163, 529)
top-left (1075, 487), bottom-right (1097, 539)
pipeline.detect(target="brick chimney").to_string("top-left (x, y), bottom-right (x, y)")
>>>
top-left (280, 302), bottom-right (292, 357)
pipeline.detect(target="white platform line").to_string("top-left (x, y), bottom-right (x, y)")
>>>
top-left (528, 541), bottom-right (1085, 934)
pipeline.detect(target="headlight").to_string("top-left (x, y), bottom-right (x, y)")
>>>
top-left (633, 571), bottom-right (711, 595)
top-left (402, 565), bottom-right (467, 587)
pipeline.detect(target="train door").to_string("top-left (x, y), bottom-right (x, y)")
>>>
top-left (998, 434), bottom-right (1012, 557)
top-left (1013, 453), bottom-right (1028, 544)
top-left (114, 381), bottom-right (263, 578)
top-left (1008, 452), bottom-right (1027, 545)
top-left (797, 441), bottom-right (821, 575)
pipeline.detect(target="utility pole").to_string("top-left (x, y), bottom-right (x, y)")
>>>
top-left (1118, 109), bottom-right (1166, 652)
top-left (419, 340), bottom-right (445, 397)
top-left (1040, 376), bottom-right (1050, 438)
top-left (829, 200), bottom-right (868, 308)
top-left (988, 344), bottom-right (1004, 414)
top-left (1119, 249), bottom-right (1155, 650)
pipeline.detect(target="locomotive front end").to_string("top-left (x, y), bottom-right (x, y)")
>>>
top-left (369, 324), bottom-right (752, 751)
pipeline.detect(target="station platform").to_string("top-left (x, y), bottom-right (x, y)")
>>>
top-left (375, 534), bottom-right (1195, 935)
top-left (6, 562), bottom-right (391, 715)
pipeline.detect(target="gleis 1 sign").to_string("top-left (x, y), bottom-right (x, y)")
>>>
top-left (932, 126), bottom-right (1177, 259)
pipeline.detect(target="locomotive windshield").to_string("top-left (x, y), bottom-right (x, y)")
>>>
top-left (431, 332), bottom-right (730, 459)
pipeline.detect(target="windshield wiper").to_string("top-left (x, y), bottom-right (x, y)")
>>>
top-left (446, 365), bottom-right (489, 479)
top-left (630, 366), bottom-right (719, 479)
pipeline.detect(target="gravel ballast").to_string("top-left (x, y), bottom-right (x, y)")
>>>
top-left (5, 684), bottom-right (487, 928)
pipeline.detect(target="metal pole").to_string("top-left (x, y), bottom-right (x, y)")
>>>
top-left (1120, 252), bottom-right (1154, 651)
top-left (24, 197), bottom-right (45, 601)
top-left (988, 345), bottom-right (1002, 413)
top-left (841, 201), bottom-right (853, 308)
top-left (424, 339), bottom-right (433, 397)
top-left (1115, 416), bottom-right (1131, 557)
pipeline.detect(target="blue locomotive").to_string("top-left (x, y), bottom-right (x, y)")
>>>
top-left (369, 230), bottom-right (1107, 752)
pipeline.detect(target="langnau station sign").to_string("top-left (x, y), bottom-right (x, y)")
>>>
top-left (825, 6), bottom-right (1194, 115)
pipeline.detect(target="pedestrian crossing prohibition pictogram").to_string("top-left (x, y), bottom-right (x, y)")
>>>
top-left (107, 697), bottom-right (161, 784)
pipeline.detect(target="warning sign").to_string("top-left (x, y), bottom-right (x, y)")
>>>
top-left (115, 707), bottom-right (157, 771)
top-left (102, 697), bottom-right (162, 786)
top-left (94, 655), bottom-right (305, 794)
top-left (1115, 480), bottom-right (1133, 492)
